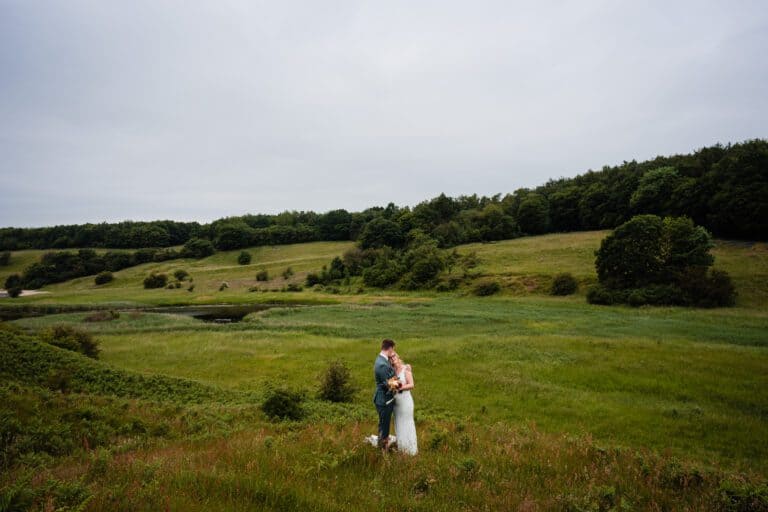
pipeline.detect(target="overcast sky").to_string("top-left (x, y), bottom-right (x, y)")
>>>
top-left (1, 1), bottom-right (766, 227)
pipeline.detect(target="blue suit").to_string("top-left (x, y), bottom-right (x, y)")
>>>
top-left (373, 354), bottom-right (396, 446)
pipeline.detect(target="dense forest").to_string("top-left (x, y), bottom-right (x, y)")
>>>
top-left (1, 139), bottom-right (765, 253)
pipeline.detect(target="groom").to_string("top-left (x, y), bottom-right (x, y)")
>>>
top-left (373, 338), bottom-right (397, 450)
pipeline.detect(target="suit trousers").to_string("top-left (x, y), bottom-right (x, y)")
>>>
top-left (376, 401), bottom-right (395, 446)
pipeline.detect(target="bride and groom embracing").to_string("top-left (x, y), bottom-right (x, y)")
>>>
top-left (370, 338), bottom-right (418, 455)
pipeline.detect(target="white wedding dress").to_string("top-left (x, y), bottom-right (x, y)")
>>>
top-left (393, 366), bottom-right (418, 455)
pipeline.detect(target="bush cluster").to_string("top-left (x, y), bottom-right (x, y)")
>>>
top-left (237, 251), bottom-right (252, 265)
top-left (550, 273), bottom-right (578, 295)
top-left (318, 361), bottom-right (356, 403)
top-left (261, 388), bottom-right (305, 421)
top-left (473, 280), bottom-right (501, 296)
top-left (143, 273), bottom-right (168, 289)
top-left (255, 270), bottom-right (269, 281)
top-left (590, 215), bottom-right (736, 308)
top-left (94, 271), bottom-right (114, 285)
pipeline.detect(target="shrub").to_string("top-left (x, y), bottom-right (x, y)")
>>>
top-left (237, 251), bottom-right (252, 265)
top-left (285, 283), bottom-right (302, 292)
top-left (282, 267), bottom-right (294, 280)
top-left (187, 284), bottom-right (195, 292)
top-left (473, 280), bottom-right (500, 296)
top-left (132, 248), bottom-right (158, 264)
top-left (586, 285), bottom-right (619, 305)
top-left (0, 251), bottom-right (10, 266)
top-left (305, 272), bottom-right (322, 287)
top-left (180, 237), bottom-right (215, 259)
top-left (255, 270), bottom-right (269, 281)
top-left (143, 273), bottom-right (168, 289)
top-left (94, 271), bottom-right (114, 285)
top-left (4, 273), bottom-right (22, 290)
top-left (173, 269), bottom-right (189, 281)
top-left (318, 361), bottom-right (356, 403)
top-left (550, 273), bottom-right (578, 295)
top-left (152, 248), bottom-right (179, 262)
top-left (262, 388), bottom-right (305, 421)
top-left (41, 325), bottom-right (100, 359)
top-left (6, 287), bottom-right (22, 298)
top-left (219, 282), bottom-right (229, 291)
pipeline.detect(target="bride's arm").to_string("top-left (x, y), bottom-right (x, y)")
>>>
top-left (400, 365), bottom-right (415, 391)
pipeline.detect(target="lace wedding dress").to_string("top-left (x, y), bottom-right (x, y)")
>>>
top-left (394, 367), bottom-right (418, 455)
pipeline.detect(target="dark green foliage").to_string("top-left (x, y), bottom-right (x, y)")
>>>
top-left (593, 215), bottom-right (735, 307)
top-left (0, 220), bottom-right (201, 251)
top-left (474, 280), bottom-right (501, 296)
top-left (102, 251), bottom-right (132, 271)
top-left (317, 209), bottom-right (352, 241)
top-left (318, 361), bottom-right (356, 403)
top-left (596, 215), bottom-right (665, 289)
top-left (359, 218), bottom-right (405, 249)
top-left (362, 251), bottom-right (402, 287)
top-left (6, 287), bottom-right (22, 298)
top-left (630, 166), bottom-right (683, 215)
top-left (281, 267), bottom-right (294, 280)
top-left (4, 274), bottom-right (22, 291)
top-left (180, 237), bottom-right (215, 259)
top-left (238, 251), bottom-right (252, 265)
top-left (586, 285), bottom-right (620, 305)
top-left (261, 388), bottom-right (305, 421)
top-left (40, 325), bottom-right (100, 359)
top-left (94, 271), bottom-right (113, 285)
top-left (550, 273), bottom-right (578, 295)
top-left (143, 273), bottom-right (168, 289)
top-left (305, 273), bottom-right (322, 287)
top-left (400, 236), bottom-right (446, 288)
top-left (173, 269), bottom-right (189, 281)
top-left (0, 251), bottom-right (10, 266)
top-left (284, 283), bottom-right (302, 292)
top-left (517, 193), bottom-right (550, 235)
top-left (255, 270), bottom-right (269, 281)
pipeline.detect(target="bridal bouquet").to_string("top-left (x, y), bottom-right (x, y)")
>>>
top-left (387, 376), bottom-right (401, 393)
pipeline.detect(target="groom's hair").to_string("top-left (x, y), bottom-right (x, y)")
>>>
top-left (381, 339), bottom-right (395, 350)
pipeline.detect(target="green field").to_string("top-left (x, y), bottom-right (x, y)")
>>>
top-left (2, 232), bottom-right (767, 510)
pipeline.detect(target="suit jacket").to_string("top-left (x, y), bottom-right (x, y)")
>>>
top-left (373, 354), bottom-right (396, 407)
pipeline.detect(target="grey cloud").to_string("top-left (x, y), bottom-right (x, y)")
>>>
top-left (1, 0), bottom-right (766, 226)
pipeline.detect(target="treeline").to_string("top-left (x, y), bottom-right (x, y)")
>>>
top-left (1, 139), bottom-right (765, 253)
top-left (4, 238), bottom-right (214, 292)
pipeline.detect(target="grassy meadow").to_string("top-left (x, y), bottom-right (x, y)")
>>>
top-left (2, 232), bottom-right (768, 510)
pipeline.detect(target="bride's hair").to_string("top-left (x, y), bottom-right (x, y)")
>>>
top-left (389, 353), bottom-right (403, 368)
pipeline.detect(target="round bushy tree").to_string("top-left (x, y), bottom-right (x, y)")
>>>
top-left (94, 271), bottom-right (114, 285)
top-left (550, 273), bottom-right (578, 295)
top-left (595, 214), bottom-right (664, 289)
top-left (143, 273), bottom-right (168, 289)
top-left (237, 251), bottom-right (252, 265)
top-left (181, 238), bottom-right (215, 259)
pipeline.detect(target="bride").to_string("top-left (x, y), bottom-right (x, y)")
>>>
top-left (389, 352), bottom-right (418, 455)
